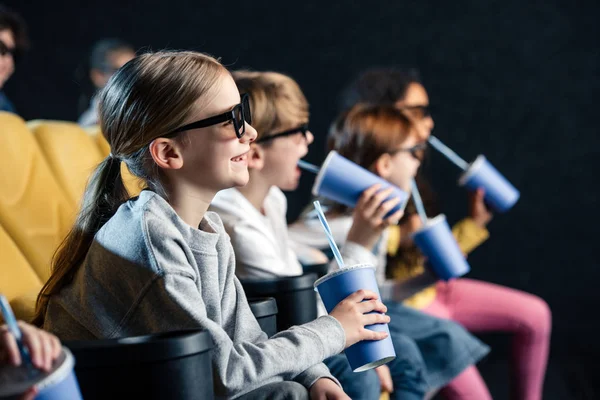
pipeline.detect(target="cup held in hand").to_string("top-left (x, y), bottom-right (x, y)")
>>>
top-left (314, 264), bottom-right (396, 372)
top-left (312, 151), bottom-right (409, 217)
top-left (0, 347), bottom-right (83, 400)
top-left (459, 155), bottom-right (520, 213)
top-left (411, 214), bottom-right (470, 281)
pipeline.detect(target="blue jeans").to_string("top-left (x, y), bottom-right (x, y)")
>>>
top-left (324, 354), bottom-right (380, 400)
top-left (386, 332), bottom-right (429, 400)
top-left (386, 302), bottom-right (490, 399)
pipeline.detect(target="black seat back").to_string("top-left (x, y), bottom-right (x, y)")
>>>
top-left (241, 273), bottom-right (318, 332)
top-left (65, 329), bottom-right (214, 400)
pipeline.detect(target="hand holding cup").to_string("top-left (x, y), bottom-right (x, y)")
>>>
top-left (329, 289), bottom-right (390, 349)
top-left (468, 188), bottom-right (493, 228)
top-left (347, 184), bottom-right (405, 251)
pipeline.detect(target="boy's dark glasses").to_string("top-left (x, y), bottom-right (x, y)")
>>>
top-left (389, 142), bottom-right (429, 160)
top-left (256, 124), bottom-right (309, 144)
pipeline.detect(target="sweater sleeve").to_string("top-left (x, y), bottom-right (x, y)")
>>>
top-left (134, 272), bottom-right (344, 397)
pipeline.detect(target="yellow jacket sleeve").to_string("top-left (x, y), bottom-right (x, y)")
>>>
top-left (451, 218), bottom-right (490, 255)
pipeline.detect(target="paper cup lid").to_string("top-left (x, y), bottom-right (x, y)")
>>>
top-left (458, 154), bottom-right (486, 186)
top-left (409, 214), bottom-right (446, 239)
top-left (0, 347), bottom-right (74, 397)
top-left (311, 150), bottom-right (338, 197)
top-left (313, 264), bottom-right (375, 288)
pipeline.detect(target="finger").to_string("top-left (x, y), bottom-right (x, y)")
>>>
top-left (40, 334), bottom-right (54, 371)
top-left (357, 299), bottom-right (388, 314)
top-left (384, 208), bottom-right (405, 226)
top-left (50, 334), bottom-right (62, 362)
top-left (345, 289), bottom-right (379, 303)
top-left (362, 187), bottom-right (394, 217)
top-left (362, 313), bottom-right (391, 326)
top-left (361, 329), bottom-right (389, 341)
top-left (21, 387), bottom-right (38, 400)
top-left (356, 184), bottom-right (382, 208)
top-left (0, 328), bottom-right (21, 366)
top-left (376, 367), bottom-right (394, 392)
top-left (21, 326), bottom-right (43, 369)
top-left (383, 377), bottom-right (394, 393)
top-left (373, 196), bottom-right (401, 221)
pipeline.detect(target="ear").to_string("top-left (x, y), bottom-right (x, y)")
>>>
top-left (149, 138), bottom-right (184, 170)
top-left (247, 143), bottom-right (265, 171)
top-left (374, 153), bottom-right (393, 179)
top-left (90, 69), bottom-right (108, 89)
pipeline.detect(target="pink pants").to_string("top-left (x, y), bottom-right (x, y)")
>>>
top-left (422, 278), bottom-right (552, 400)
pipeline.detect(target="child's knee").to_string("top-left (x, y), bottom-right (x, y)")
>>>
top-left (391, 334), bottom-right (424, 364)
top-left (524, 295), bottom-right (552, 338)
top-left (388, 335), bottom-right (428, 390)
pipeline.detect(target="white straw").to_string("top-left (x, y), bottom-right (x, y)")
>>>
top-left (313, 201), bottom-right (345, 269)
top-left (428, 136), bottom-right (469, 170)
top-left (410, 179), bottom-right (428, 224)
top-left (298, 159), bottom-right (320, 174)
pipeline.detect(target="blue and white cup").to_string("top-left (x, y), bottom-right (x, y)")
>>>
top-left (314, 264), bottom-right (396, 372)
top-left (312, 151), bottom-right (409, 216)
top-left (459, 155), bottom-right (520, 213)
top-left (411, 214), bottom-right (471, 281)
top-left (0, 347), bottom-right (82, 400)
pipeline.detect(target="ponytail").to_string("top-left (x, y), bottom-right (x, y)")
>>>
top-left (33, 155), bottom-right (128, 326)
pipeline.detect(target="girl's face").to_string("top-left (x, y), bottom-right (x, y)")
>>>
top-left (178, 73), bottom-right (257, 192)
top-left (382, 131), bottom-right (423, 191)
top-left (0, 29), bottom-right (15, 89)
top-left (395, 83), bottom-right (434, 141)
top-left (259, 124), bottom-right (314, 191)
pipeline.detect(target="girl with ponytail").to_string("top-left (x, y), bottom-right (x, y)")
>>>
top-left (35, 51), bottom-right (391, 399)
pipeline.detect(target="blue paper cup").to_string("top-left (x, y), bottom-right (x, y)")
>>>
top-left (0, 347), bottom-right (82, 400)
top-left (312, 151), bottom-right (409, 216)
top-left (411, 214), bottom-right (470, 281)
top-left (459, 155), bottom-right (520, 213)
top-left (314, 264), bottom-right (396, 372)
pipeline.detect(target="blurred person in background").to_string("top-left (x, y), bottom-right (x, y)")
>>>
top-left (0, 4), bottom-right (29, 113)
top-left (78, 38), bottom-right (135, 126)
top-left (339, 67), bottom-right (552, 400)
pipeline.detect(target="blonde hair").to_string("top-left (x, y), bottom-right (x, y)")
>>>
top-left (231, 70), bottom-right (308, 142)
top-left (34, 50), bottom-right (227, 326)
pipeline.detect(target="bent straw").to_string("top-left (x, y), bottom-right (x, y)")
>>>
top-left (298, 159), bottom-right (321, 174)
top-left (410, 179), bottom-right (428, 224)
top-left (313, 201), bottom-right (345, 269)
top-left (428, 136), bottom-right (469, 170)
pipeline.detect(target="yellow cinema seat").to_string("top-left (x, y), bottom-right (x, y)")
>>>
top-left (0, 112), bottom-right (75, 282)
top-left (84, 124), bottom-right (110, 157)
top-left (0, 223), bottom-right (42, 321)
top-left (28, 120), bottom-right (104, 205)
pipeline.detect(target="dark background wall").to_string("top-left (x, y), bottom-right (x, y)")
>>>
top-left (4, 0), bottom-right (599, 397)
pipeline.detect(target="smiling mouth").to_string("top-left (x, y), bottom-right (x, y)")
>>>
top-left (231, 152), bottom-right (248, 162)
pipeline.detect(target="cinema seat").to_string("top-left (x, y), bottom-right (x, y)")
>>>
top-left (0, 112), bottom-right (75, 282)
top-left (0, 223), bottom-right (42, 321)
top-left (28, 120), bottom-right (105, 205)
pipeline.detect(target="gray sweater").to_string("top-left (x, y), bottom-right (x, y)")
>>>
top-left (44, 191), bottom-right (345, 398)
